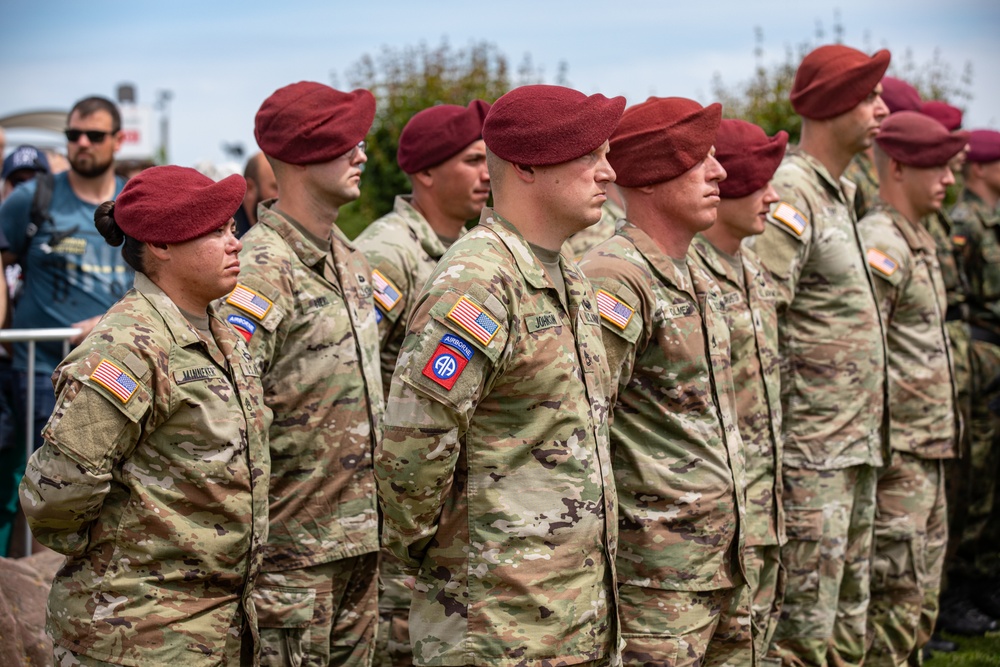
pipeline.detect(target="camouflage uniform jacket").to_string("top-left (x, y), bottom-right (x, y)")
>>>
top-left (19, 273), bottom-right (270, 666)
top-left (562, 198), bottom-right (625, 261)
top-left (859, 202), bottom-right (959, 459)
top-left (750, 148), bottom-right (889, 470)
top-left (923, 209), bottom-right (969, 311)
top-left (689, 236), bottom-right (786, 548)
top-left (375, 209), bottom-right (620, 666)
top-left (844, 150), bottom-right (880, 220)
top-left (216, 202), bottom-right (383, 572)
top-left (355, 195), bottom-right (458, 396)
top-left (579, 222), bottom-right (748, 591)
top-left (951, 189), bottom-right (1000, 335)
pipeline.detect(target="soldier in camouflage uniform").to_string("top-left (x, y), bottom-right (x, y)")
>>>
top-left (374, 85), bottom-right (624, 667)
top-left (688, 119), bottom-right (790, 667)
top-left (843, 76), bottom-right (922, 221)
top-left (19, 166), bottom-right (269, 666)
top-left (355, 100), bottom-right (491, 667)
top-left (215, 82), bottom-right (384, 666)
top-left (945, 128), bottom-right (1000, 624)
top-left (747, 45), bottom-right (891, 667)
top-left (581, 97), bottom-right (753, 667)
top-left (857, 111), bottom-right (968, 666)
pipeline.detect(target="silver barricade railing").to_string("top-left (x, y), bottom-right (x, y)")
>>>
top-left (0, 327), bottom-right (81, 557)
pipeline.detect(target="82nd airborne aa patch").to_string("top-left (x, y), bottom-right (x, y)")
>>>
top-left (422, 333), bottom-right (475, 390)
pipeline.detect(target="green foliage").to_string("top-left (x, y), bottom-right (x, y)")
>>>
top-left (711, 22), bottom-right (974, 145)
top-left (334, 39), bottom-right (549, 239)
top-left (926, 631), bottom-right (1000, 666)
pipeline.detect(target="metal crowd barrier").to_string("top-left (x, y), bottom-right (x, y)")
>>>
top-left (1, 327), bottom-right (81, 557)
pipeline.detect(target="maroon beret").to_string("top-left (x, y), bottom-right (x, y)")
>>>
top-left (715, 120), bottom-right (788, 199)
top-left (875, 111), bottom-right (970, 168)
top-left (112, 166), bottom-right (246, 244)
top-left (482, 85), bottom-right (625, 166)
top-left (255, 81), bottom-right (375, 165)
top-left (397, 100), bottom-right (491, 173)
top-left (967, 130), bottom-right (1000, 163)
top-left (880, 76), bottom-right (922, 114)
top-left (920, 101), bottom-right (963, 131)
top-left (791, 45), bottom-right (891, 120)
top-left (608, 97), bottom-right (722, 188)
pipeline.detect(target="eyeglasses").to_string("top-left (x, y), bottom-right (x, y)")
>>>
top-left (64, 129), bottom-right (114, 143)
top-left (346, 140), bottom-right (367, 159)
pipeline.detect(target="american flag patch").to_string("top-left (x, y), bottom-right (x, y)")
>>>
top-left (372, 270), bottom-right (402, 312)
top-left (226, 284), bottom-right (272, 320)
top-left (447, 296), bottom-right (500, 346)
top-left (596, 290), bottom-right (634, 330)
top-left (772, 202), bottom-right (808, 236)
top-left (867, 248), bottom-right (899, 276)
top-left (90, 359), bottom-right (138, 403)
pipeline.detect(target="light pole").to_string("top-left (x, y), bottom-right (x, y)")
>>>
top-left (155, 90), bottom-right (173, 164)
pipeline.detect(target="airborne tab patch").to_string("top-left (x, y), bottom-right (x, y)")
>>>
top-left (867, 248), bottom-right (899, 276)
top-left (422, 333), bottom-right (475, 390)
top-left (596, 290), bottom-right (634, 330)
top-left (772, 202), bottom-right (808, 236)
top-left (90, 359), bottom-right (139, 403)
top-left (372, 269), bottom-right (402, 313)
top-left (447, 296), bottom-right (500, 346)
top-left (226, 284), bottom-right (272, 320)
top-left (227, 314), bottom-right (257, 342)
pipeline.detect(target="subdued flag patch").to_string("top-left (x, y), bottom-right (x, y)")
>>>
top-left (226, 285), bottom-right (272, 320)
top-left (372, 269), bottom-right (402, 313)
top-left (596, 290), bottom-right (634, 330)
top-left (447, 296), bottom-right (500, 346)
top-left (867, 248), bottom-right (899, 276)
top-left (226, 314), bottom-right (257, 342)
top-left (772, 202), bottom-right (808, 236)
top-left (90, 359), bottom-right (138, 403)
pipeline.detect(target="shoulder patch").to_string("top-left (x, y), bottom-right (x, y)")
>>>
top-left (226, 284), bottom-right (273, 320)
top-left (90, 359), bottom-right (139, 403)
top-left (771, 202), bottom-right (808, 236)
top-left (952, 234), bottom-right (967, 248)
top-left (372, 269), bottom-right (401, 312)
top-left (227, 313), bottom-right (257, 342)
top-left (421, 333), bottom-right (475, 391)
top-left (596, 289), bottom-right (635, 330)
top-left (446, 296), bottom-right (501, 346)
top-left (867, 248), bottom-right (899, 277)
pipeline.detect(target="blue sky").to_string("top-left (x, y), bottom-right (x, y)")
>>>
top-left (2, 0), bottom-right (998, 170)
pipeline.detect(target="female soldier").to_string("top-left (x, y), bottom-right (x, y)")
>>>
top-left (19, 165), bottom-right (270, 666)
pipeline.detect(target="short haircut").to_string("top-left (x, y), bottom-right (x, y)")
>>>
top-left (69, 96), bottom-right (122, 133)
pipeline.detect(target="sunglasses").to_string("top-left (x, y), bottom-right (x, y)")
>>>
top-left (64, 129), bottom-right (114, 143)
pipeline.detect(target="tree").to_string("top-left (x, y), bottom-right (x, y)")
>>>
top-left (334, 39), bottom-right (552, 238)
top-left (711, 19), bottom-right (973, 145)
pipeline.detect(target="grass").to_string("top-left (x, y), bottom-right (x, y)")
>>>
top-left (925, 631), bottom-right (1000, 666)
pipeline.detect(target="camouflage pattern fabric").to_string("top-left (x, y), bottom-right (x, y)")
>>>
top-left (255, 552), bottom-right (378, 667)
top-left (767, 465), bottom-right (876, 667)
top-left (216, 201), bottom-right (383, 574)
top-left (374, 209), bottom-right (620, 667)
top-left (688, 237), bottom-right (784, 548)
top-left (579, 222), bottom-right (749, 665)
top-left (865, 455), bottom-right (948, 667)
top-left (857, 203), bottom-right (958, 663)
top-left (355, 196), bottom-right (452, 667)
top-left (748, 148), bottom-right (889, 471)
top-left (949, 190), bottom-right (1000, 579)
top-left (562, 198), bottom-right (624, 262)
top-left (843, 151), bottom-right (879, 221)
top-left (744, 545), bottom-right (785, 667)
top-left (617, 585), bottom-right (753, 667)
top-left (356, 195), bottom-right (459, 395)
top-left (859, 202), bottom-right (960, 459)
top-left (748, 149), bottom-right (887, 667)
top-left (20, 274), bottom-right (270, 666)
